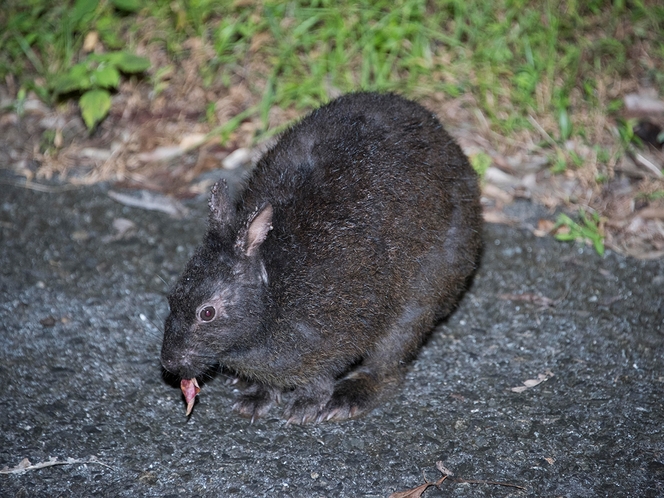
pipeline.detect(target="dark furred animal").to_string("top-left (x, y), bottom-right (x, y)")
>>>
top-left (161, 92), bottom-right (483, 423)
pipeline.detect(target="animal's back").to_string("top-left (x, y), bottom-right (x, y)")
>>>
top-left (238, 92), bottom-right (482, 380)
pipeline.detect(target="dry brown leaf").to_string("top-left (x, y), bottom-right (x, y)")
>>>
top-left (83, 31), bottom-right (98, 52)
top-left (637, 207), bottom-right (664, 220)
top-left (388, 477), bottom-right (446, 498)
top-left (533, 219), bottom-right (556, 237)
top-left (388, 482), bottom-right (438, 498)
top-left (483, 208), bottom-right (515, 225)
top-left (389, 461), bottom-right (525, 495)
top-left (482, 183), bottom-right (514, 204)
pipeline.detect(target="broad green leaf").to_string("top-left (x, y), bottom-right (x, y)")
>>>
top-left (93, 65), bottom-right (120, 88)
top-left (97, 17), bottom-right (124, 50)
top-left (110, 0), bottom-right (141, 12)
top-left (72, 0), bottom-right (99, 25)
top-left (80, 89), bottom-right (112, 129)
top-left (106, 52), bottom-right (150, 73)
top-left (52, 63), bottom-right (91, 94)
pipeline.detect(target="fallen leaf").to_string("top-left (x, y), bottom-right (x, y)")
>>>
top-left (534, 219), bottom-right (555, 237)
top-left (181, 378), bottom-right (201, 416)
top-left (637, 207), bottom-right (664, 220)
top-left (482, 183), bottom-right (514, 204)
top-left (389, 461), bottom-right (524, 496)
top-left (389, 462), bottom-right (453, 498)
top-left (83, 31), bottom-right (99, 52)
top-left (482, 208), bottom-right (515, 225)
top-left (388, 481), bottom-right (440, 498)
top-left (511, 371), bottom-right (554, 392)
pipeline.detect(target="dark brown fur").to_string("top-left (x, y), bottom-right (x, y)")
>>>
top-left (161, 92), bottom-right (483, 423)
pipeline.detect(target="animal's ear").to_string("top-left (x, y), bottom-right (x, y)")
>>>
top-left (208, 179), bottom-right (232, 228)
top-left (240, 203), bottom-right (273, 257)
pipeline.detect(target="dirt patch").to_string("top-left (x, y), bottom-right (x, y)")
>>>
top-left (1, 39), bottom-right (663, 259)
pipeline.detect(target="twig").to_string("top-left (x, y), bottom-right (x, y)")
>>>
top-left (453, 478), bottom-right (525, 490)
top-left (389, 461), bottom-right (525, 497)
top-left (528, 115), bottom-right (557, 147)
top-left (0, 456), bottom-right (114, 475)
top-left (0, 178), bottom-right (82, 193)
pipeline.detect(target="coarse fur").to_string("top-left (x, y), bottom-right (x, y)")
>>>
top-left (161, 92), bottom-right (483, 423)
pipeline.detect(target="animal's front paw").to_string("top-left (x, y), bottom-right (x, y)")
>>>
top-left (232, 384), bottom-right (279, 422)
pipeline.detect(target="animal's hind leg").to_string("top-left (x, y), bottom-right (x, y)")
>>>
top-left (318, 303), bottom-right (438, 422)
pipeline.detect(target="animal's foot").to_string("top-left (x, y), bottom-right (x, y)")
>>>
top-left (316, 370), bottom-right (381, 422)
top-left (232, 383), bottom-right (279, 422)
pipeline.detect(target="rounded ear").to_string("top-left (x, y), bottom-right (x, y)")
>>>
top-left (208, 179), bottom-right (233, 229)
top-left (240, 203), bottom-right (273, 257)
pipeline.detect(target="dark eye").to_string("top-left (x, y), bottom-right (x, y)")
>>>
top-left (199, 306), bottom-right (216, 322)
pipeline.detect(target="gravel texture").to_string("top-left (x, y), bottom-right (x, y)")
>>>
top-left (1, 173), bottom-right (663, 497)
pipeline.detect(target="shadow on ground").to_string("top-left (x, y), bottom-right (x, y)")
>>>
top-left (1, 172), bottom-right (663, 497)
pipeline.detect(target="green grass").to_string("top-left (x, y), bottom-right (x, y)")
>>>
top-left (554, 209), bottom-right (606, 256)
top-left (1, 0), bottom-right (663, 141)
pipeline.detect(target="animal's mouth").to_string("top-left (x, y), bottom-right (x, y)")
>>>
top-left (160, 346), bottom-right (210, 380)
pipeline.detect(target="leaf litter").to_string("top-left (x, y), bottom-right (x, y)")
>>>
top-left (388, 461), bottom-right (525, 498)
top-left (1, 17), bottom-right (663, 259)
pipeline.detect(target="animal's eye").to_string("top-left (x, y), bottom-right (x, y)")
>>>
top-left (199, 306), bottom-right (216, 322)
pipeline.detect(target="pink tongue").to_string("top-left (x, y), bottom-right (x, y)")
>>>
top-left (180, 378), bottom-right (201, 416)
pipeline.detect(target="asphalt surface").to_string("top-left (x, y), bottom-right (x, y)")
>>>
top-left (1, 171), bottom-right (663, 497)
